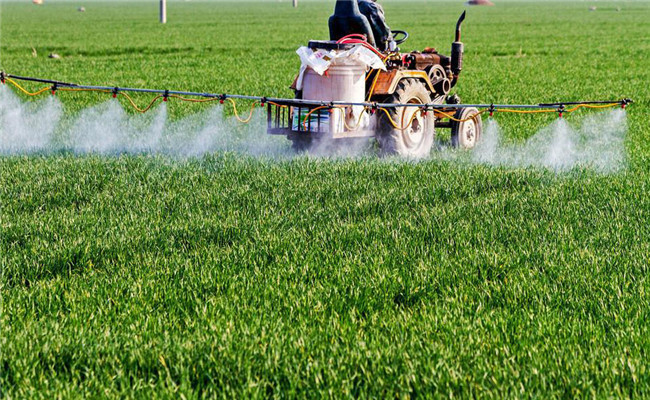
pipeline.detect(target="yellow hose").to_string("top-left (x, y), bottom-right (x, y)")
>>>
top-left (378, 107), bottom-right (423, 131)
top-left (340, 107), bottom-right (369, 131)
top-left (5, 78), bottom-right (50, 96)
top-left (121, 92), bottom-right (162, 113)
top-left (366, 71), bottom-right (382, 101)
top-left (169, 94), bottom-right (219, 103)
top-left (301, 106), bottom-right (329, 130)
top-left (435, 109), bottom-right (486, 122)
top-left (226, 98), bottom-right (257, 123)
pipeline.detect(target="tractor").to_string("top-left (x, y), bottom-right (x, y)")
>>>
top-left (266, 0), bottom-right (483, 157)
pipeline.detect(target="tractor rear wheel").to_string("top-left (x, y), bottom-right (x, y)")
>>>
top-left (450, 107), bottom-right (482, 149)
top-left (376, 79), bottom-right (435, 158)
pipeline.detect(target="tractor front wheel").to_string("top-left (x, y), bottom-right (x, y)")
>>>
top-left (450, 107), bottom-right (482, 149)
top-left (376, 79), bottom-right (435, 158)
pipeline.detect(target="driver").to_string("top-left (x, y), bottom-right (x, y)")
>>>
top-left (357, 0), bottom-right (396, 51)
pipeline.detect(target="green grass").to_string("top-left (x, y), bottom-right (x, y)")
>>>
top-left (2, 1), bottom-right (650, 398)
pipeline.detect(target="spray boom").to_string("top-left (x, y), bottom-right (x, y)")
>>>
top-left (0, 71), bottom-right (631, 119)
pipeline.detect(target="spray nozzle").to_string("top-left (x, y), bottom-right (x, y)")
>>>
top-left (51, 83), bottom-right (58, 96)
top-left (488, 104), bottom-right (495, 118)
top-left (163, 90), bottom-right (169, 102)
top-left (421, 106), bottom-right (428, 117)
top-left (557, 104), bottom-right (565, 118)
top-left (112, 87), bottom-right (119, 98)
top-left (621, 98), bottom-right (632, 109)
top-left (260, 97), bottom-right (267, 107)
top-left (0, 71), bottom-right (5, 84)
top-left (370, 103), bottom-right (378, 115)
top-left (219, 94), bottom-right (226, 104)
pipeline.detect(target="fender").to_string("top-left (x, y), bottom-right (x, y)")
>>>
top-left (370, 70), bottom-right (436, 97)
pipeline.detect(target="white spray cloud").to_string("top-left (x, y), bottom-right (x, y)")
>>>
top-left (0, 86), bottom-right (63, 154)
top-left (0, 85), bottom-right (291, 157)
top-left (470, 109), bottom-right (627, 173)
top-left (0, 84), bottom-right (628, 171)
top-left (306, 137), bottom-right (374, 158)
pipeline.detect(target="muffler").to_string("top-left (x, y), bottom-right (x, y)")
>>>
top-left (451, 11), bottom-right (466, 80)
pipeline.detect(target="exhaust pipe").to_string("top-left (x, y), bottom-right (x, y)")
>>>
top-left (451, 11), bottom-right (466, 81)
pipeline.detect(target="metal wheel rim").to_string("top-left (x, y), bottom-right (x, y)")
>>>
top-left (461, 119), bottom-right (477, 148)
top-left (400, 99), bottom-right (425, 149)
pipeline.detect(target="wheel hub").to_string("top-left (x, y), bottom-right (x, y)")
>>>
top-left (463, 120), bottom-right (476, 146)
top-left (401, 103), bottom-right (425, 149)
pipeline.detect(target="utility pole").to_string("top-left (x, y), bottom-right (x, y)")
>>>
top-left (293, 0), bottom-right (298, 7)
top-left (160, 0), bottom-right (167, 23)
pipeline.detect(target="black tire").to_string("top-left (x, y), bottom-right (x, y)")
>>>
top-left (450, 107), bottom-right (482, 149)
top-left (376, 79), bottom-right (435, 158)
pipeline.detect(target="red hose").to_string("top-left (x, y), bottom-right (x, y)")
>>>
top-left (336, 33), bottom-right (384, 58)
top-left (337, 34), bottom-right (368, 42)
top-left (337, 38), bottom-right (384, 58)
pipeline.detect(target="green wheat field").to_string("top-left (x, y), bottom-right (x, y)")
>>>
top-left (1, 0), bottom-right (649, 397)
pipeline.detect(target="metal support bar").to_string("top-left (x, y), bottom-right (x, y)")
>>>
top-left (5, 73), bottom-right (77, 87)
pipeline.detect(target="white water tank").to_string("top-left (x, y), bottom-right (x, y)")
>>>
top-left (302, 52), bottom-right (367, 135)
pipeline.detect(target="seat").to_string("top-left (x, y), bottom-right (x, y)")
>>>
top-left (328, 0), bottom-right (376, 47)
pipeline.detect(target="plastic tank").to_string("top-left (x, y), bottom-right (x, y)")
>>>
top-left (302, 54), bottom-right (367, 135)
